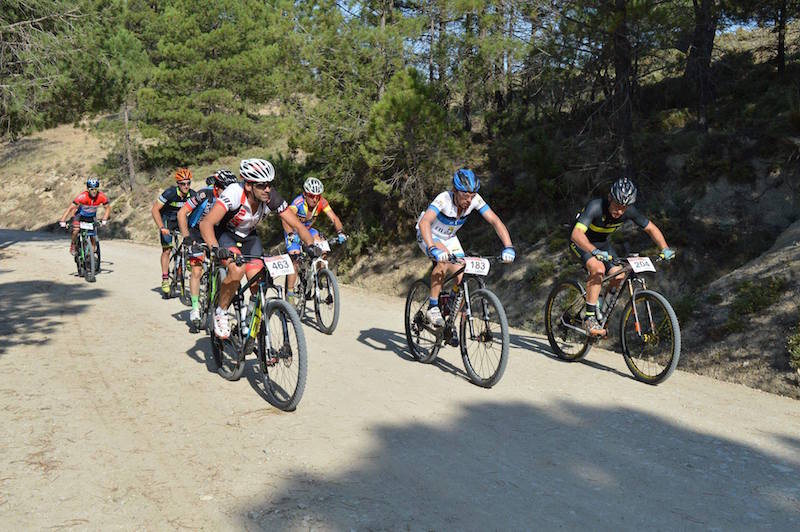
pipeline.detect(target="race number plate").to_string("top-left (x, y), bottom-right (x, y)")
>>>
top-left (627, 256), bottom-right (656, 273)
top-left (79, 221), bottom-right (94, 230)
top-left (264, 254), bottom-right (293, 278)
top-left (463, 257), bottom-right (490, 276)
top-left (315, 240), bottom-right (331, 253)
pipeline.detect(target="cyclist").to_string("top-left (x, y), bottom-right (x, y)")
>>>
top-left (58, 177), bottom-right (111, 256)
top-left (151, 168), bottom-right (196, 296)
top-left (177, 169), bottom-right (239, 328)
top-left (199, 158), bottom-right (318, 340)
top-left (416, 168), bottom-right (515, 328)
top-left (570, 177), bottom-right (675, 337)
top-left (281, 176), bottom-right (347, 306)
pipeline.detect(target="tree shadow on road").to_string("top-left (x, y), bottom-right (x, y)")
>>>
top-left (0, 280), bottom-right (107, 357)
top-left (235, 400), bottom-right (800, 530)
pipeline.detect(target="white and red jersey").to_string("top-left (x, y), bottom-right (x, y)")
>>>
top-left (217, 183), bottom-right (287, 238)
top-left (73, 191), bottom-right (109, 218)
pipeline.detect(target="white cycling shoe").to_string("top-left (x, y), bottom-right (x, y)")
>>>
top-left (213, 310), bottom-right (231, 339)
top-left (426, 306), bottom-right (445, 328)
top-left (189, 307), bottom-right (201, 324)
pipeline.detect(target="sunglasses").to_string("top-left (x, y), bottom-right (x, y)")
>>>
top-left (305, 193), bottom-right (321, 200)
top-left (252, 182), bottom-right (271, 190)
top-left (177, 180), bottom-right (191, 186)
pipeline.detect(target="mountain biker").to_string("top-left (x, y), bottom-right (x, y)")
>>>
top-left (281, 176), bottom-right (347, 306)
top-left (416, 168), bottom-right (515, 328)
top-left (198, 158), bottom-right (318, 340)
top-left (58, 177), bottom-right (110, 256)
top-left (151, 168), bottom-right (197, 296)
top-left (570, 177), bottom-right (675, 337)
top-left (177, 169), bottom-right (238, 327)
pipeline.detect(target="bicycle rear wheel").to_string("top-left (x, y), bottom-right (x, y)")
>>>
top-left (460, 288), bottom-right (509, 388)
top-left (178, 248), bottom-right (192, 307)
top-left (619, 290), bottom-right (681, 384)
top-left (314, 268), bottom-right (340, 334)
top-left (210, 299), bottom-right (246, 381)
top-left (404, 279), bottom-right (440, 363)
top-left (259, 299), bottom-right (307, 411)
top-left (284, 274), bottom-right (306, 318)
top-left (544, 279), bottom-right (590, 361)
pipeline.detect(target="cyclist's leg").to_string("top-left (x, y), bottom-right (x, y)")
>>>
top-left (241, 234), bottom-right (265, 296)
top-left (217, 232), bottom-right (245, 310)
top-left (604, 244), bottom-right (624, 291)
top-left (284, 231), bottom-right (302, 296)
top-left (70, 217), bottom-right (80, 252)
top-left (570, 241), bottom-right (607, 336)
top-left (159, 216), bottom-right (175, 290)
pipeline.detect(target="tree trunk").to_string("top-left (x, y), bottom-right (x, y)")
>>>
top-left (613, 0), bottom-right (635, 178)
top-left (463, 12), bottom-right (474, 132)
top-left (776, 0), bottom-right (787, 77)
top-left (122, 101), bottom-right (136, 191)
top-left (684, 0), bottom-right (718, 130)
top-left (428, 0), bottom-right (435, 83)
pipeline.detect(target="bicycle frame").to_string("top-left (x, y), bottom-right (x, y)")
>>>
top-left (233, 256), bottom-right (288, 351)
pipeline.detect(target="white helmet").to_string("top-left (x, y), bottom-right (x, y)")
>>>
top-left (239, 158), bottom-right (275, 183)
top-left (303, 177), bottom-right (324, 195)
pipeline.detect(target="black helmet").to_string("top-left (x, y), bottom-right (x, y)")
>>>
top-left (610, 177), bottom-right (637, 205)
top-left (207, 169), bottom-right (238, 189)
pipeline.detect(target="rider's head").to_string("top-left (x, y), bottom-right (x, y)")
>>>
top-left (452, 168), bottom-right (479, 208)
top-left (86, 177), bottom-right (100, 196)
top-left (239, 158), bottom-right (275, 200)
top-left (608, 177), bottom-right (637, 218)
top-left (208, 169), bottom-right (237, 194)
top-left (174, 167), bottom-right (192, 193)
top-left (303, 177), bottom-right (324, 206)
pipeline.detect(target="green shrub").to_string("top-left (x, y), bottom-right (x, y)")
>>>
top-left (524, 260), bottom-right (556, 290)
top-left (788, 319), bottom-right (800, 372)
top-left (730, 277), bottom-right (789, 316)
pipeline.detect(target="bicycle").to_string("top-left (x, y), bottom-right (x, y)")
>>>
top-left (544, 254), bottom-right (681, 384)
top-left (164, 229), bottom-right (191, 305)
top-left (68, 220), bottom-right (102, 283)
top-left (209, 251), bottom-right (307, 411)
top-left (404, 255), bottom-right (510, 388)
top-left (285, 237), bottom-right (342, 334)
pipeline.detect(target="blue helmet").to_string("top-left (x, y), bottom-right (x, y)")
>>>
top-left (86, 177), bottom-right (100, 189)
top-left (453, 168), bottom-right (480, 193)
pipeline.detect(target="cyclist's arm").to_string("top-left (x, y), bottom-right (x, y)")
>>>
top-left (643, 221), bottom-right (669, 251)
top-left (101, 200), bottom-right (111, 222)
top-left (59, 203), bottom-right (78, 224)
top-left (151, 197), bottom-right (166, 230)
top-left (279, 208), bottom-right (314, 246)
top-left (417, 209), bottom-right (438, 251)
top-left (177, 204), bottom-right (191, 238)
top-left (570, 224), bottom-right (597, 254)
top-left (199, 201), bottom-right (226, 249)
top-left (324, 206), bottom-right (344, 234)
top-left (481, 208), bottom-right (513, 249)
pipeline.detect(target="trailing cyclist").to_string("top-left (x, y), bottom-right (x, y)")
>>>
top-left (58, 177), bottom-right (110, 257)
top-left (416, 168), bottom-right (516, 328)
top-left (151, 168), bottom-right (196, 295)
top-left (281, 176), bottom-right (347, 306)
top-left (177, 169), bottom-right (239, 327)
top-left (569, 177), bottom-right (675, 338)
top-left (198, 158), bottom-right (318, 340)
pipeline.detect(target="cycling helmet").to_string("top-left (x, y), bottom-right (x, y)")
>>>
top-left (609, 177), bottom-right (637, 205)
top-left (453, 168), bottom-right (480, 193)
top-left (86, 177), bottom-right (100, 189)
top-left (212, 169), bottom-right (238, 189)
top-left (174, 167), bottom-right (192, 182)
top-left (239, 158), bottom-right (275, 183)
top-left (303, 177), bottom-right (324, 195)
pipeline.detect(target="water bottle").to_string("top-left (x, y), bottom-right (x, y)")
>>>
top-left (596, 295), bottom-right (605, 322)
top-left (240, 304), bottom-right (249, 335)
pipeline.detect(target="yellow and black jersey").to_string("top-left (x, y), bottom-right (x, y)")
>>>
top-left (572, 198), bottom-right (649, 243)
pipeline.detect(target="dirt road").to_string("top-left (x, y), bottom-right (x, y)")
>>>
top-left (1, 230), bottom-right (798, 530)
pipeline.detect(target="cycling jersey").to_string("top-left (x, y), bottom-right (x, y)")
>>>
top-left (217, 183), bottom-right (287, 238)
top-left (572, 198), bottom-right (649, 243)
top-left (416, 191), bottom-right (490, 240)
top-left (288, 194), bottom-right (331, 229)
top-left (184, 186), bottom-right (217, 228)
top-left (158, 186), bottom-right (196, 221)
top-left (72, 191), bottom-right (109, 218)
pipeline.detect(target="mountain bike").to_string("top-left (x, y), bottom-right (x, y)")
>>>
top-left (209, 252), bottom-right (307, 411)
top-left (285, 237), bottom-right (341, 334)
top-left (544, 254), bottom-right (681, 384)
top-left (404, 255), bottom-right (510, 388)
top-left (71, 220), bottom-right (102, 283)
top-left (164, 229), bottom-right (191, 305)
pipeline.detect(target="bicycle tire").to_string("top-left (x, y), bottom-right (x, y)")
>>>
top-left (314, 268), bottom-right (340, 334)
top-left (197, 270), bottom-right (209, 330)
top-left (259, 299), bottom-right (307, 411)
top-left (460, 288), bottom-right (509, 388)
top-left (84, 239), bottom-right (96, 283)
top-left (403, 279), bottom-right (441, 363)
top-left (619, 289), bottom-right (681, 384)
top-left (544, 279), bottom-right (591, 361)
top-left (75, 235), bottom-right (85, 277)
top-left (94, 240), bottom-right (101, 273)
top-left (178, 247), bottom-right (192, 307)
top-left (210, 296), bottom-right (246, 381)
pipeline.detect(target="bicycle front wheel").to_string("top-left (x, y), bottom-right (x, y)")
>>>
top-left (404, 279), bottom-right (440, 363)
top-left (619, 290), bottom-right (681, 384)
top-left (544, 280), bottom-right (590, 361)
top-left (460, 288), bottom-right (509, 388)
top-left (178, 249), bottom-right (192, 306)
top-left (314, 268), bottom-right (340, 334)
top-left (259, 299), bottom-right (307, 411)
top-left (84, 239), bottom-right (96, 283)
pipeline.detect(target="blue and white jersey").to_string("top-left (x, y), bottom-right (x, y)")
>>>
top-left (416, 191), bottom-right (489, 240)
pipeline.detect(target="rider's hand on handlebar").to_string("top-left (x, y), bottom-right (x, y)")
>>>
top-left (58, 221), bottom-right (67, 229)
top-left (591, 248), bottom-right (612, 262)
top-left (304, 244), bottom-right (324, 258)
top-left (337, 232), bottom-right (348, 244)
top-left (501, 246), bottom-right (516, 263)
top-left (213, 246), bottom-right (231, 261)
top-left (427, 246), bottom-right (447, 263)
top-left (659, 247), bottom-right (676, 261)
top-left (100, 220), bottom-right (108, 226)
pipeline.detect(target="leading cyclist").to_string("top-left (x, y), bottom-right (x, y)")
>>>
top-left (58, 177), bottom-right (110, 256)
top-left (569, 177), bottom-right (675, 337)
top-left (416, 168), bottom-right (515, 328)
